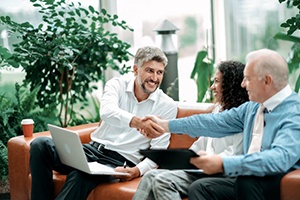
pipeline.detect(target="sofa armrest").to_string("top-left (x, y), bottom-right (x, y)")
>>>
top-left (8, 123), bottom-right (99, 200)
top-left (281, 169), bottom-right (300, 200)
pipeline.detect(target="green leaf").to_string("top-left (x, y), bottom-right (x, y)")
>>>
top-left (75, 9), bottom-right (81, 17)
top-left (293, 0), bottom-right (300, 6)
top-left (0, 46), bottom-right (11, 59)
top-left (113, 14), bottom-right (118, 19)
top-left (44, 0), bottom-right (55, 4)
top-left (81, 19), bottom-right (87, 24)
top-left (190, 51), bottom-right (207, 79)
top-left (5, 16), bottom-right (11, 22)
top-left (273, 32), bottom-right (300, 43)
top-left (38, 24), bottom-right (43, 30)
top-left (20, 22), bottom-right (33, 28)
top-left (88, 6), bottom-right (95, 13)
top-left (287, 26), bottom-right (297, 35)
top-left (68, 11), bottom-right (75, 16)
top-left (281, 22), bottom-right (290, 28)
top-left (91, 22), bottom-right (96, 30)
top-left (101, 9), bottom-right (107, 15)
top-left (79, 8), bottom-right (89, 16)
top-left (58, 11), bottom-right (64, 17)
top-left (294, 74), bottom-right (300, 93)
top-left (33, 3), bottom-right (41, 7)
top-left (7, 60), bottom-right (19, 68)
top-left (287, 18), bottom-right (295, 24)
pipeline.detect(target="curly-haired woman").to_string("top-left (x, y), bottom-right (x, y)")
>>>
top-left (132, 60), bottom-right (249, 200)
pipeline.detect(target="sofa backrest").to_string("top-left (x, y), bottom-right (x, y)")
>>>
top-left (168, 102), bottom-right (213, 149)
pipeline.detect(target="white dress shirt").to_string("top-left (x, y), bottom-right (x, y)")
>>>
top-left (189, 104), bottom-right (243, 156)
top-left (90, 77), bottom-right (178, 175)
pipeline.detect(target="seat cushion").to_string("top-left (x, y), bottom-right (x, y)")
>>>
top-left (28, 172), bottom-right (141, 200)
top-left (87, 177), bottom-right (141, 200)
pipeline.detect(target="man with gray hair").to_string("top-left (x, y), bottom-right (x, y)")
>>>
top-left (142, 49), bottom-right (300, 200)
top-left (29, 46), bottom-right (177, 200)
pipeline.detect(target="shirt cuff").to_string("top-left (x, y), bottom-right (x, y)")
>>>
top-left (136, 158), bottom-right (158, 176)
top-left (121, 112), bottom-right (135, 127)
top-left (222, 155), bottom-right (243, 176)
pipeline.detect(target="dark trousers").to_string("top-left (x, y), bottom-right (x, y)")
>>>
top-left (29, 137), bottom-right (134, 200)
top-left (188, 174), bottom-right (286, 200)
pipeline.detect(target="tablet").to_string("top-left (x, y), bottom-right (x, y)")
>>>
top-left (139, 148), bottom-right (199, 169)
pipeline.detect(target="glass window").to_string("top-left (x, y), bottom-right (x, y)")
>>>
top-left (115, 0), bottom-right (212, 102)
top-left (221, 0), bottom-right (299, 90)
top-left (1, 0), bottom-right (298, 102)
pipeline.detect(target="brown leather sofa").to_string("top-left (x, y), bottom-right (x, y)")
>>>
top-left (8, 103), bottom-right (300, 200)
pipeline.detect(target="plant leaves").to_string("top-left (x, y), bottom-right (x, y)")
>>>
top-left (295, 74), bottom-right (300, 92)
top-left (273, 32), bottom-right (300, 43)
top-left (89, 5), bottom-right (95, 13)
top-left (190, 50), bottom-right (214, 102)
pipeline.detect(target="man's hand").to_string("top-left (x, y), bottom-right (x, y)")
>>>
top-left (113, 166), bottom-right (140, 181)
top-left (130, 116), bottom-right (166, 138)
top-left (140, 117), bottom-right (165, 138)
top-left (140, 115), bottom-right (170, 138)
top-left (190, 153), bottom-right (224, 175)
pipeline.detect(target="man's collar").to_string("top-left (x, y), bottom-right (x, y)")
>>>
top-left (263, 84), bottom-right (292, 112)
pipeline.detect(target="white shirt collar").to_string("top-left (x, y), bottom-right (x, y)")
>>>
top-left (126, 78), bottom-right (159, 102)
top-left (263, 84), bottom-right (292, 112)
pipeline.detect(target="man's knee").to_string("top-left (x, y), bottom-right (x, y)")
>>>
top-left (188, 179), bottom-right (204, 197)
top-left (152, 172), bottom-right (170, 189)
top-left (144, 170), bottom-right (158, 179)
top-left (188, 178), bottom-right (219, 200)
top-left (30, 137), bottom-right (53, 155)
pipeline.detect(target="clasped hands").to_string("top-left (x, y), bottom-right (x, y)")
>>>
top-left (136, 116), bottom-right (224, 175)
top-left (138, 115), bottom-right (167, 138)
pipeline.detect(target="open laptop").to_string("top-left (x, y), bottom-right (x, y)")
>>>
top-left (48, 124), bottom-right (129, 176)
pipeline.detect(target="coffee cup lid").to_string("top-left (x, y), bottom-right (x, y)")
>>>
top-left (21, 119), bottom-right (34, 125)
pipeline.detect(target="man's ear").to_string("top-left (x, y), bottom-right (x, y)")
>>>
top-left (264, 74), bottom-right (272, 86)
top-left (133, 65), bottom-right (138, 76)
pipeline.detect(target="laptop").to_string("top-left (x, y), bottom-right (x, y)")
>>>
top-left (48, 124), bottom-right (129, 176)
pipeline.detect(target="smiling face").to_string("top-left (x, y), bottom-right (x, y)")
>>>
top-left (134, 60), bottom-right (165, 101)
top-left (210, 70), bottom-right (223, 104)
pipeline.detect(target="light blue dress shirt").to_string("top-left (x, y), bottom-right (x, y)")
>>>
top-left (169, 85), bottom-right (300, 176)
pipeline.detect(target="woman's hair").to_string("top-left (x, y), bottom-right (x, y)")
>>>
top-left (218, 60), bottom-right (249, 111)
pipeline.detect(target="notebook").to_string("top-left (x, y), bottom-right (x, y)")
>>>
top-left (139, 148), bottom-right (200, 170)
top-left (48, 124), bottom-right (129, 176)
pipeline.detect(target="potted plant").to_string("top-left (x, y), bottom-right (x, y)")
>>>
top-left (0, 0), bottom-right (133, 127)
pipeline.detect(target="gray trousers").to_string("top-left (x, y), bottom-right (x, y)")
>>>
top-left (133, 169), bottom-right (285, 200)
top-left (132, 169), bottom-right (210, 200)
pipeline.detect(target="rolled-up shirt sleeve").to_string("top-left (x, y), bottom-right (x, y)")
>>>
top-left (100, 78), bottom-right (135, 128)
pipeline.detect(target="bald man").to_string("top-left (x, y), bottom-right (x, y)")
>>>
top-left (142, 49), bottom-right (300, 200)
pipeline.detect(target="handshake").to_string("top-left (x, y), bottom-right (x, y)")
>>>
top-left (133, 115), bottom-right (170, 138)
